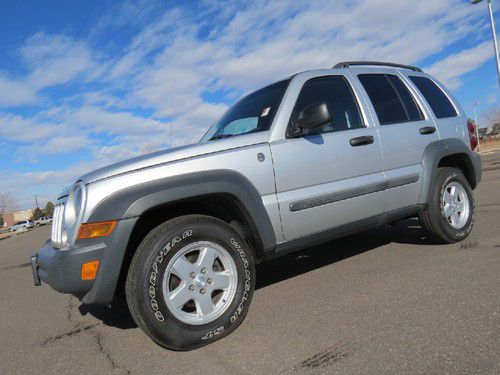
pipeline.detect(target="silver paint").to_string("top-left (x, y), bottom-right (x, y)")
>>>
top-left (55, 67), bottom-right (468, 249)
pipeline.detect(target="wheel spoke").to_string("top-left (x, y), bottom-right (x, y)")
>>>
top-left (168, 281), bottom-right (191, 308)
top-left (450, 213), bottom-right (458, 227)
top-left (212, 271), bottom-right (231, 289)
top-left (456, 201), bottom-right (465, 213)
top-left (171, 256), bottom-right (193, 278)
top-left (162, 240), bottom-right (238, 325)
top-left (443, 191), bottom-right (451, 204)
top-left (443, 204), bottom-right (452, 218)
top-left (195, 294), bottom-right (215, 316)
top-left (449, 185), bottom-right (457, 199)
top-left (196, 247), bottom-right (217, 269)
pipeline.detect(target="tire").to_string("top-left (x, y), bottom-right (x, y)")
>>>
top-left (419, 167), bottom-right (475, 243)
top-left (125, 214), bottom-right (255, 350)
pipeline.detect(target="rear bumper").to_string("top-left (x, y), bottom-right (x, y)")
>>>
top-left (31, 217), bottom-right (138, 304)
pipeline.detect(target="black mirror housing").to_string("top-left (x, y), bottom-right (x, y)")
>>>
top-left (292, 103), bottom-right (332, 133)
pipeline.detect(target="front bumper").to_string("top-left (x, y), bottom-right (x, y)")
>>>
top-left (31, 240), bottom-right (106, 298)
top-left (31, 217), bottom-right (138, 304)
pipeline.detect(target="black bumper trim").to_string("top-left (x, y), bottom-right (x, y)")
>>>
top-left (32, 217), bottom-right (138, 305)
top-left (33, 240), bottom-right (106, 297)
top-left (30, 253), bottom-right (41, 286)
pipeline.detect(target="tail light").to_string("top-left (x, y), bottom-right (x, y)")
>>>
top-left (467, 120), bottom-right (478, 151)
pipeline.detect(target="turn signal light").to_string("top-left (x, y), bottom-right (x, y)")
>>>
top-left (81, 260), bottom-right (99, 280)
top-left (77, 221), bottom-right (116, 239)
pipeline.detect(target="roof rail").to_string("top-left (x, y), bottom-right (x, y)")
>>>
top-left (333, 61), bottom-right (422, 72)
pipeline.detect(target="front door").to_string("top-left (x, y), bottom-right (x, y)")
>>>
top-left (270, 75), bottom-right (386, 241)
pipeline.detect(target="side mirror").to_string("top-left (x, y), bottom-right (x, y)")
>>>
top-left (292, 103), bottom-right (332, 134)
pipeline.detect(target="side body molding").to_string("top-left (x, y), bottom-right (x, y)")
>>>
top-left (418, 138), bottom-right (481, 204)
top-left (88, 169), bottom-right (277, 252)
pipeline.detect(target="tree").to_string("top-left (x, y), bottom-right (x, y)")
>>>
top-left (0, 214), bottom-right (4, 227)
top-left (480, 106), bottom-right (500, 128)
top-left (31, 207), bottom-right (44, 221)
top-left (0, 192), bottom-right (17, 215)
top-left (44, 201), bottom-right (55, 218)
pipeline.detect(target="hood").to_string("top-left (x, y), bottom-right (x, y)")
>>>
top-left (79, 132), bottom-right (269, 184)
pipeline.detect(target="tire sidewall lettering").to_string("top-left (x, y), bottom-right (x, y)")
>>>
top-left (144, 225), bottom-right (253, 343)
top-left (148, 229), bottom-right (193, 322)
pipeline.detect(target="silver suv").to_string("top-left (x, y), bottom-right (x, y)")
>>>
top-left (31, 61), bottom-right (481, 350)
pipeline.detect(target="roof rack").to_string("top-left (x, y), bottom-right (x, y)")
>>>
top-left (333, 61), bottom-right (422, 72)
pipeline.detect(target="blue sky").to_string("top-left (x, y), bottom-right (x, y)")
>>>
top-left (0, 0), bottom-right (498, 209)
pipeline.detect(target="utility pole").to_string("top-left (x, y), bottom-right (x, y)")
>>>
top-left (471, 0), bottom-right (500, 87)
top-left (473, 102), bottom-right (481, 151)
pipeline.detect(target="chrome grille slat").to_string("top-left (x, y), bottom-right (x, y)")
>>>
top-left (51, 205), bottom-right (59, 242)
top-left (57, 205), bottom-right (64, 243)
top-left (51, 203), bottom-right (65, 247)
top-left (50, 206), bottom-right (56, 241)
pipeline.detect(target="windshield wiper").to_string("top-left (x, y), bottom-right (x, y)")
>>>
top-left (209, 134), bottom-right (234, 141)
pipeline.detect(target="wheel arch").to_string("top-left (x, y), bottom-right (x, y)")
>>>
top-left (419, 139), bottom-right (481, 204)
top-left (86, 170), bottom-right (276, 300)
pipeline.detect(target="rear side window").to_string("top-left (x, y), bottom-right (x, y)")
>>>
top-left (409, 76), bottom-right (457, 119)
top-left (289, 76), bottom-right (364, 135)
top-left (358, 74), bottom-right (423, 125)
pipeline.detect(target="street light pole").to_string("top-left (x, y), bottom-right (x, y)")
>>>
top-left (473, 102), bottom-right (481, 151)
top-left (471, 0), bottom-right (500, 87)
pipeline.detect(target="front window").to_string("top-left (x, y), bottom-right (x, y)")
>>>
top-left (201, 79), bottom-right (291, 142)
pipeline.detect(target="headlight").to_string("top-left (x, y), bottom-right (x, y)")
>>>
top-left (63, 182), bottom-right (86, 245)
top-left (73, 184), bottom-right (83, 218)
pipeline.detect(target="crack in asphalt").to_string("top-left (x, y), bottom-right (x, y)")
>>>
top-left (2, 262), bottom-right (30, 271)
top-left (40, 324), bottom-right (99, 345)
top-left (460, 241), bottom-right (479, 249)
top-left (285, 342), bottom-right (355, 372)
top-left (37, 296), bottom-right (132, 374)
top-left (94, 331), bottom-right (131, 375)
top-left (67, 296), bottom-right (74, 323)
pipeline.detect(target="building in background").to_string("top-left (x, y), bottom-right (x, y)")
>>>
top-left (2, 209), bottom-right (34, 228)
top-left (479, 122), bottom-right (500, 140)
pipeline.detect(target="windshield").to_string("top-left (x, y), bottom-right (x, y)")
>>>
top-left (201, 79), bottom-right (291, 142)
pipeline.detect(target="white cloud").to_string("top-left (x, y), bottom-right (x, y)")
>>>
top-left (0, 33), bottom-right (98, 108)
top-left (426, 41), bottom-right (494, 90)
top-left (0, 75), bottom-right (38, 107)
top-left (0, 112), bottom-right (57, 142)
top-left (22, 33), bottom-right (95, 89)
top-left (0, 0), bottom-right (497, 208)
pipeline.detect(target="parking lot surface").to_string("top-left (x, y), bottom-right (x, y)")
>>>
top-left (1, 151), bottom-right (499, 374)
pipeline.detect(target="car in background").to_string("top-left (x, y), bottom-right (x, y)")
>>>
top-left (35, 217), bottom-right (52, 226)
top-left (10, 220), bottom-right (34, 232)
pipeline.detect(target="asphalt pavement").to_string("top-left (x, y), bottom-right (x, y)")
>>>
top-left (1, 151), bottom-right (499, 374)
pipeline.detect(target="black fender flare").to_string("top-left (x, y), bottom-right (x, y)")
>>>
top-left (88, 169), bottom-right (276, 251)
top-left (81, 170), bottom-right (276, 304)
top-left (418, 138), bottom-right (481, 204)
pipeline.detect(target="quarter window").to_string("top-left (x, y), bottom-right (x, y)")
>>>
top-left (409, 76), bottom-right (457, 119)
top-left (289, 76), bottom-right (364, 136)
top-left (358, 74), bottom-right (424, 125)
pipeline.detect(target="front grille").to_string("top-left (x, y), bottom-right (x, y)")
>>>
top-left (51, 203), bottom-right (65, 247)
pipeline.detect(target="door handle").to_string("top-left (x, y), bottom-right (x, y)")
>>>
top-left (349, 135), bottom-right (374, 147)
top-left (419, 126), bottom-right (436, 135)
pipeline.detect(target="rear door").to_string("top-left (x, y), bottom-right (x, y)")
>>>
top-left (270, 74), bottom-right (386, 241)
top-left (405, 74), bottom-right (466, 143)
top-left (353, 70), bottom-right (440, 212)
